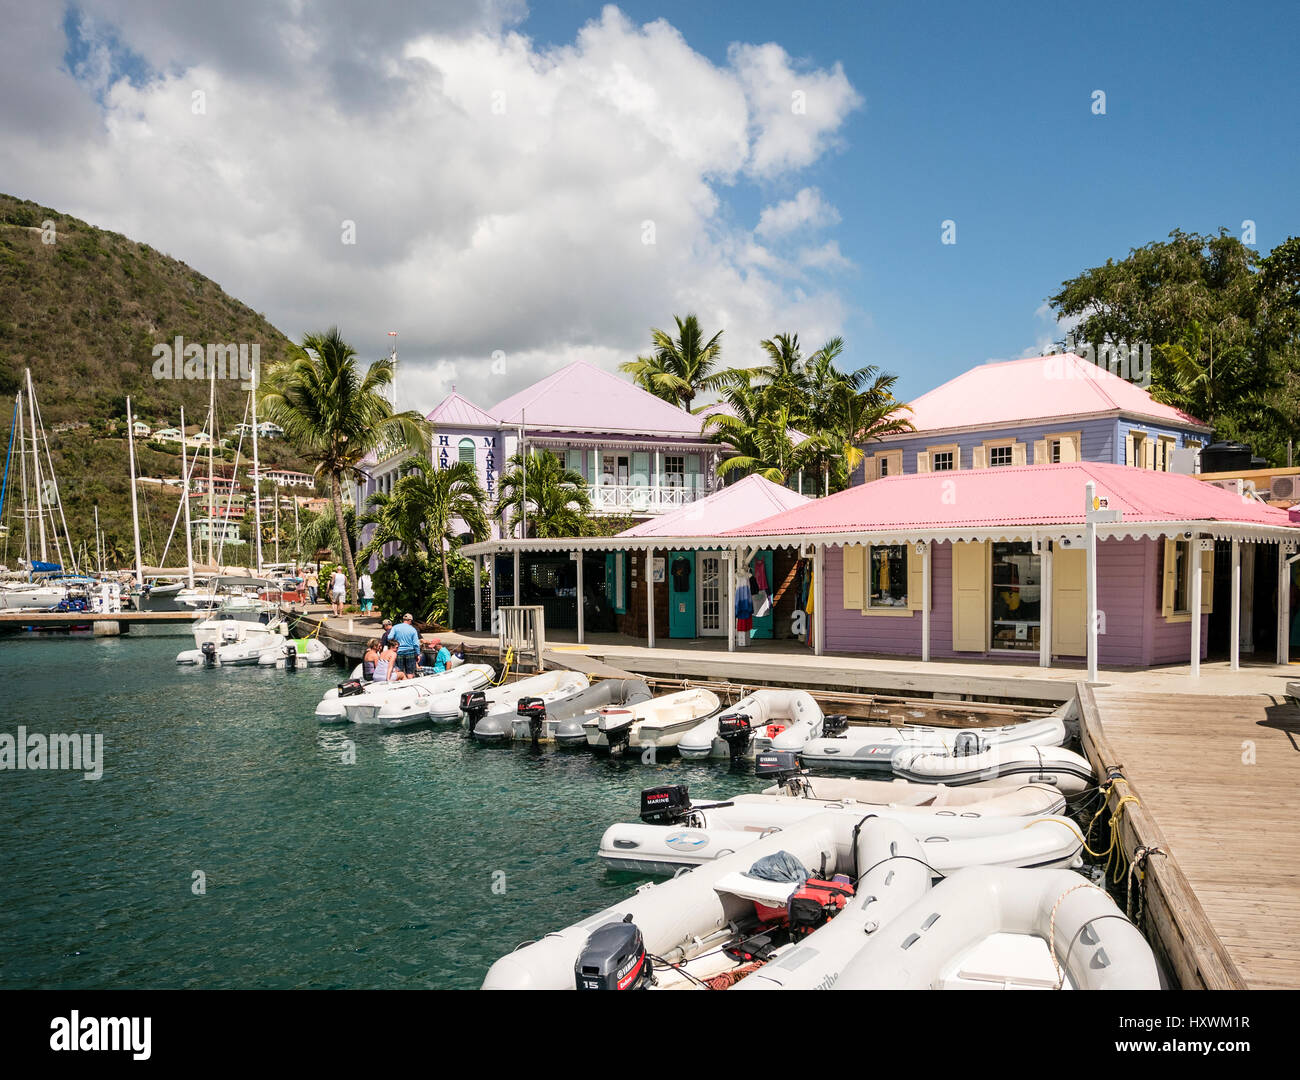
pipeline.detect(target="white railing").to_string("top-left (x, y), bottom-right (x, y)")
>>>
top-left (497, 604), bottom-right (546, 672)
top-left (590, 484), bottom-right (706, 512)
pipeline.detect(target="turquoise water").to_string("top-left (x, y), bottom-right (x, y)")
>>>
top-left (0, 633), bottom-right (767, 989)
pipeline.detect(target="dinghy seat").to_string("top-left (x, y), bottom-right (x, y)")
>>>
top-left (712, 872), bottom-right (799, 908)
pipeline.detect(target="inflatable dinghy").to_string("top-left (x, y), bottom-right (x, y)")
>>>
top-left (890, 743), bottom-right (1094, 795)
top-left (256, 638), bottom-right (331, 667)
top-left (582, 688), bottom-right (721, 754)
top-left (760, 774), bottom-right (1067, 813)
top-left (459, 670), bottom-right (590, 731)
top-left (314, 664), bottom-right (492, 725)
top-left (345, 663), bottom-right (497, 728)
top-left (833, 865), bottom-right (1161, 990)
top-left (677, 689), bottom-right (838, 760)
top-left (472, 678), bottom-right (651, 744)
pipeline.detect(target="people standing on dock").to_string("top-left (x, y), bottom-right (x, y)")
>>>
top-left (362, 638), bottom-right (380, 681)
top-left (357, 571), bottom-right (374, 614)
top-left (329, 568), bottom-right (346, 617)
top-left (390, 613), bottom-right (421, 678)
top-left (306, 570), bottom-right (319, 605)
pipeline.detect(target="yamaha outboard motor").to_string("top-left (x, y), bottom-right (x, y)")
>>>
top-left (717, 711), bottom-right (754, 761)
top-left (337, 678), bottom-right (365, 697)
top-left (755, 749), bottom-right (808, 796)
top-left (517, 696), bottom-right (547, 748)
top-left (575, 914), bottom-right (652, 991)
top-left (596, 708), bottom-right (635, 756)
top-left (200, 641), bottom-right (218, 668)
top-left (283, 641), bottom-right (298, 672)
top-left (460, 689), bottom-right (489, 725)
top-left (640, 784), bottom-right (691, 825)
top-left (822, 713), bottom-right (850, 738)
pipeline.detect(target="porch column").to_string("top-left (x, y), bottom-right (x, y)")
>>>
top-left (921, 541), bottom-right (931, 663)
top-left (1039, 537), bottom-right (1053, 668)
top-left (654, 449), bottom-right (662, 507)
top-left (473, 554), bottom-right (482, 632)
top-left (726, 550), bottom-right (736, 653)
top-left (813, 544), bottom-right (825, 657)
top-left (1278, 543), bottom-right (1291, 666)
top-left (488, 551), bottom-right (497, 630)
top-left (513, 549), bottom-right (521, 606)
top-left (1190, 535), bottom-right (1202, 678)
top-left (646, 549), bottom-right (655, 649)
top-left (575, 550), bottom-right (585, 645)
top-left (1230, 539), bottom-right (1240, 671)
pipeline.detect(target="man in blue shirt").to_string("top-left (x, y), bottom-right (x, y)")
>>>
top-left (390, 613), bottom-right (422, 678)
top-left (426, 637), bottom-right (451, 674)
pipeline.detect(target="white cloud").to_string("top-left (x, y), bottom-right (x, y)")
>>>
top-left (0, 3), bottom-right (862, 412)
top-left (755, 187), bottom-right (841, 238)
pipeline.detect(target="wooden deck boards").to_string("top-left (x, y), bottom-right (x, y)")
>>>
top-left (1091, 687), bottom-right (1300, 990)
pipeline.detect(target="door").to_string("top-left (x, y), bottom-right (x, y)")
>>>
top-left (668, 550), bottom-right (696, 638)
top-left (951, 541), bottom-right (988, 652)
top-left (1052, 547), bottom-right (1087, 657)
top-left (697, 554), bottom-right (725, 636)
top-left (750, 549), bottom-right (775, 639)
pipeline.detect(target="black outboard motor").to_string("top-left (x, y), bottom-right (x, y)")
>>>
top-left (596, 708), bottom-right (635, 756)
top-left (640, 784), bottom-right (691, 825)
top-left (461, 689), bottom-right (488, 723)
top-left (337, 678), bottom-right (365, 697)
top-left (954, 730), bottom-right (985, 757)
top-left (717, 711), bottom-right (754, 761)
top-left (822, 713), bottom-right (850, 738)
top-left (575, 914), bottom-right (652, 990)
top-left (200, 641), bottom-right (218, 668)
top-left (755, 750), bottom-right (808, 796)
top-left (283, 641), bottom-right (299, 672)
top-left (517, 696), bottom-right (547, 747)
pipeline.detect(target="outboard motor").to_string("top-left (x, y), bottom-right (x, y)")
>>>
top-left (596, 708), bottom-right (635, 756)
top-left (460, 689), bottom-right (488, 724)
top-left (640, 784), bottom-right (691, 826)
top-left (200, 641), bottom-right (218, 668)
top-left (337, 678), bottom-right (365, 697)
top-left (755, 749), bottom-right (808, 796)
top-left (283, 641), bottom-right (299, 672)
top-left (717, 711), bottom-right (754, 761)
top-left (954, 731), bottom-right (985, 757)
top-left (575, 914), bottom-right (652, 991)
top-left (517, 696), bottom-right (547, 747)
top-left (821, 713), bottom-right (850, 738)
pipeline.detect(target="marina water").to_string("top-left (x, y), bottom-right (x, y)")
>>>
top-left (0, 633), bottom-right (768, 989)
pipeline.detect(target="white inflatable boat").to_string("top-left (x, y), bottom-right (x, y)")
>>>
top-left (760, 774), bottom-right (1068, 813)
top-left (677, 689), bottom-right (833, 760)
top-left (177, 617), bottom-right (284, 665)
top-left (255, 638), bottom-right (332, 667)
top-left (582, 688), bottom-right (722, 754)
top-left (344, 663), bottom-right (497, 728)
top-left (471, 679), bottom-right (652, 744)
top-left (314, 664), bottom-right (492, 724)
top-left (890, 743), bottom-right (1094, 795)
top-left (833, 865), bottom-right (1161, 990)
top-left (459, 670), bottom-right (591, 731)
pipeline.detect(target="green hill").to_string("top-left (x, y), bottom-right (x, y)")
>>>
top-left (0, 192), bottom-right (317, 569)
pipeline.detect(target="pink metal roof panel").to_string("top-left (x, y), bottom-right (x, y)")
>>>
top-left (725, 461), bottom-right (1296, 536)
top-left (426, 391), bottom-right (500, 428)
top-left (489, 360), bottom-right (705, 435)
top-left (899, 354), bottom-right (1207, 432)
top-left (618, 474), bottom-right (810, 537)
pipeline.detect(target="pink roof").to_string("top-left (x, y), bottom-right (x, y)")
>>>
top-left (490, 360), bottom-right (705, 436)
top-left (896, 354), bottom-right (1208, 433)
top-left (426, 390), bottom-right (499, 428)
top-left (725, 461), bottom-right (1297, 537)
top-left (619, 474), bottom-right (810, 537)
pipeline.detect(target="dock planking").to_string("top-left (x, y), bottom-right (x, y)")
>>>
top-left (1090, 686), bottom-right (1300, 990)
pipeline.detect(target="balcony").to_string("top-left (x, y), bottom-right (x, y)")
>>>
top-left (589, 483), bottom-right (706, 514)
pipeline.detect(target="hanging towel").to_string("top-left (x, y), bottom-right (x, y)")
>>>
top-left (751, 556), bottom-right (771, 618)
top-left (735, 573), bottom-right (753, 631)
top-left (804, 565), bottom-right (815, 615)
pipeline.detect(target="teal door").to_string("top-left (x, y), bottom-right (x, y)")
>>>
top-left (750, 549), bottom-right (775, 639)
top-left (668, 550), bottom-right (696, 638)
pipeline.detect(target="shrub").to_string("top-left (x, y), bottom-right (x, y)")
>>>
top-left (372, 554), bottom-right (447, 626)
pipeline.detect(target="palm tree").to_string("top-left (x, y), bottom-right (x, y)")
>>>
top-left (620, 314), bottom-right (726, 410)
top-left (297, 505), bottom-right (359, 565)
top-left (258, 327), bottom-right (431, 601)
top-left (754, 333), bottom-right (806, 406)
top-left (703, 372), bottom-right (827, 485)
top-left (359, 459), bottom-right (489, 595)
top-left (497, 451), bottom-right (594, 538)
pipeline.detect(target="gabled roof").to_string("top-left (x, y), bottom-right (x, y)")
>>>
top-left (725, 461), bottom-right (1297, 537)
top-left (889, 353), bottom-right (1209, 435)
top-left (425, 390), bottom-right (499, 428)
top-left (490, 360), bottom-right (705, 437)
top-left (618, 474), bottom-right (810, 537)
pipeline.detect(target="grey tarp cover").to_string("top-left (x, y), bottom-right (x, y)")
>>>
top-left (743, 851), bottom-right (809, 886)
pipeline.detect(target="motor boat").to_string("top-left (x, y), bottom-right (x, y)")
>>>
top-left (256, 638), bottom-right (332, 668)
top-left (472, 678), bottom-right (653, 745)
top-left (0, 581), bottom-right (67, 610)
top-left (178, 616), bottom-right (287, 664)
top-left (344, 664), bottom-right (496, 729)
top-left (581, 688), bottom-right (722, 755)
top-left (458, 670), bottom-right (591, 733)
top-left (677, 689), bottom-right (835, 760)
top-left (889, 742), bottom-right (1095, 795)
top-left (313, 664), bottom-right (495, 726)
top-left (191, 610), bottom-right (284, 650)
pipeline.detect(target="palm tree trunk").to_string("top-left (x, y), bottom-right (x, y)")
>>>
top-left (440, 543), bottom-right (451, 600)
top-left (330, 472), bottom-right (359, 604)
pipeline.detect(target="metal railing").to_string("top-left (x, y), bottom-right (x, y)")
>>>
top-left (590, 484), bottom-right (706, 512)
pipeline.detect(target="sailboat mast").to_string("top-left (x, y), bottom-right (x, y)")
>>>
top-left (126, 396), bottom-right (144, 587)
top-left (250, 367), bottom-right (263, 574)
top-left (17, 392), bottom-right (30, 567)
top-left (25, 369), bottom-right (46, 563)
top-left (207, 366), bottom-right (216, 566)
top-left (94, 503), bottom-right (102, 574)
top-left (180, 405), bottom-right (195, 589)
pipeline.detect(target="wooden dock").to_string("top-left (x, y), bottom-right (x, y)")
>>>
top-left (0, 610), bottom-right (197, 627)
top-left (1081, 684), bottom-right (1300, 990)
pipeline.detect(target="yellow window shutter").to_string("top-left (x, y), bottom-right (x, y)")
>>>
top-left (1143, 437), bottom-right (1157, 470)
top-left (1012, 442), bottom-right (1027, 466)
top-left (1125, 432), bottom-right (1135, 467)
top-left (951, 541), bottom-right (988, 651)
top-left (1051, 547), bottom-right (1087, 657)
top-left (863, 456), bottom-right (878, 482)
top-left (1059, 436), bottom-right (1077, 463)
top-left (907, 544), bottom-right (925, 610)
top-left (842, 544), bottom-right (865, 609)
top-left (971, 445), bottom-right (986, 469)
top-left (1200, 543), bottom-right (1214, 613)
top-left (916, 451), bottom-right (930, 473)
top-left (1033, 439), bottom-right (1049, 464)
top-left (889, 451), bottom-right (903, 476)
top-left (1161, 539), bottom-right (1177, 617)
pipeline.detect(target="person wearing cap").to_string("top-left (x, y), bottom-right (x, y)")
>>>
top-left (389, 613), bottom-right (421, 678)
top-left (426, 637), bottom-right (451, 674)
top-left (378, 619), bottom-right (394, 650)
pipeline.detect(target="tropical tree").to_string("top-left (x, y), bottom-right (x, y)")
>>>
top-left (703, 371), bottom-right (828, 485)
top-left (620, 314), bottom-right (726, 410)
top-left (497, 451), bottom-right (594, 538)
top-left (257, 327), bottom-right (430, 600)
top-left (296, 505), bottom-right (358, 565)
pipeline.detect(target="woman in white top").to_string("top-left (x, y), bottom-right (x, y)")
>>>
top-left (330, 569), bottom-right (346, 616)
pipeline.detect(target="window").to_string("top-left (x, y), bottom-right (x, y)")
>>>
top-left (878, 456), bottom-right (889, 477)
top-left (1171, 540), bottom-right (1190, 614)
top-left (867, 545), bottom-right (909, 608)
top-left (988, 445), bottom-right (1013, 467)
top-left (989, 541), bottom-right (1042, 652)
top-left (1050, 440), bottom-right (1062, 463)
top-left (663, 455), bottom-right (684, 487)
top-left (932, 451), bottom-right (955, 471)
top-left (1131, 432), bottom-right (1147, 467)
top-left (1158, 436), bottom-right (1175, 472)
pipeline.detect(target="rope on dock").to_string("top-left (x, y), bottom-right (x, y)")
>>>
top-left (1047, 881), bottom-right (1111, 990)
top-left (1126, 845), bottom-right (1167, 930)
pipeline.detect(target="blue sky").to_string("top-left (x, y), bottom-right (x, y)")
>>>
top-left (523, 0), bottom-right (1300, 398)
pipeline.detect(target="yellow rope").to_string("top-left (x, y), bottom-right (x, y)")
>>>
top-left (491, 647), bottom-right (514, 686)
